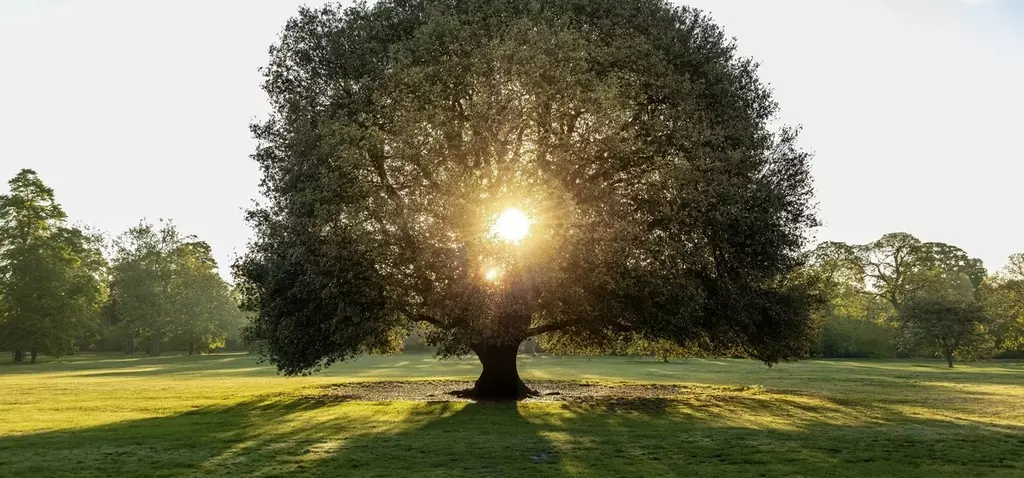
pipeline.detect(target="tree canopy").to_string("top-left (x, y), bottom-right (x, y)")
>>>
top-left (108, 220), bottom-right (244, 356)
top-left (236, 0), bottom-right (819, 399)
top-left (0, 169), bottom-right (107, 362)
top-left (899, 292), bottom-right (990, 368)
top-left (816, 233), bottom-right (985, 313)
top-left (982, 254), bottom-right (1024, 355)
top-left (0, 169), bottom-right (249, 363)
top-left (805, 233), bottom-right (1006, 362)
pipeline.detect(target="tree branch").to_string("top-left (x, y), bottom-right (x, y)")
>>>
top-left (525, 320), bottom-right (579, 337)
top-left (413, 314), bottom-right (448, 328)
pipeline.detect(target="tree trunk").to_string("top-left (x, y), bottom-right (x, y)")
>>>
top-left (944, 349), bottom-right (954, 368)
top-left (150, 339), bottom-right (161, 356)
top-left (30, 350), bottom-right (38, 364)
top-left (471, 341), bottom-right (533, 401)
top-left (13, 350), bottom-right (23, 363)
top-left (188, 341), bottom-right (194, 356)
top-left (125, 338), bottom-right (134, 355)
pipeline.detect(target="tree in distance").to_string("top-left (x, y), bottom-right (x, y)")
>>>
top-left (981, 254), bottom-right (1024, 357)
top-left (108, 220), bottom-right (242, 356)
top-left (821, 233), bottom-right (986, 315)
top-left (0, 169), bottom-right (107, 363)
top-left (900, 291), bottom-right (991, 368)
top-left (235, 0), bottom-right (819, 400)
top-left (806, 234), bottom-right (992, 361)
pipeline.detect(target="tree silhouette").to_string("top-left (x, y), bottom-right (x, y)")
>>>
top-left (235, 0), bottom-right (819, 399)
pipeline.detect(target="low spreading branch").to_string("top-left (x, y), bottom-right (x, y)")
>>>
top-left (413, 313), bottom-right (452, 330)
top-left (525, 320), bottom-right (578, 337)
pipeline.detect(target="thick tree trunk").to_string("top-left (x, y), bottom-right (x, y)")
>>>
top-left (125, 339), bottom-right (134, 355)
top-left (30, 350), bottom-right (38, 364)
top-left (471, 342), bottom-right (533, 401)
top-left (188, 342), bottom-right (194, 356)
top-left (944, 349), bottom-right (954, 368)
top-left (13, 350), bottom-right (23, 363)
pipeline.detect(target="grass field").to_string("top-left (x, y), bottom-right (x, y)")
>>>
top-left (1, 353), bottom-right (1023, 477)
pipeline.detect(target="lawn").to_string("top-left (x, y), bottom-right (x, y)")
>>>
top-left (1, 353), bottom-right (1022, 477)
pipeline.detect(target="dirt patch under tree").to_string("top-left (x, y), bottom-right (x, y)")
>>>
top-left (302, 380), bottom-right (766, 403)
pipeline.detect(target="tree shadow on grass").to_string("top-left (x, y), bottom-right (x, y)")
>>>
top-left (809, 360), bottom-right (1024, 387)
top-left (0, 354), bottom-right (263, 377)
top-left (2, 387), bottom-right (1023, 477)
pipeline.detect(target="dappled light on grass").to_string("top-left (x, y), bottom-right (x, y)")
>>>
top-left (6, 394), bottom-right (1022, 476)
top-left (508, 386), bottom-right (891, 433)
top-left (200, 400), bottom-right (464, 474)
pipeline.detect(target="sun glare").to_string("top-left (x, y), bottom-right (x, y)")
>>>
top-left (491, 208), bottom-right (532, 242)
top-left (484, 267), bottom-right (501, 282)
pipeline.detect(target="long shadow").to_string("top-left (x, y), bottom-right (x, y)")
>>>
top-left (0, 354), bottom-right (265, 377)
top-left (0, 353), bottom-right (472, 380)
top-left (808, 360), bottom-right (1024, 387)
top-left (2, 389), bottom-right (1023, 477)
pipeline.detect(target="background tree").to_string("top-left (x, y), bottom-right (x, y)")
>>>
top-left (235, 0), bottom-right (820, 399)
top-left (108, 221), bottom-right (180, 355)
top-left (893, 242), bottom-right (988, 358)
top-left (915, 242), bottom-right (986, 298)
top-left (840, 234), bottom-right (982, 311)
top-left (169, 241), bottom-right (245, 355)
top-left (108, 221), bottom-right (241, 356)
top-left (1005, 253), bottom-right (1024, 279)
top-left (899, 291), bottom-right (991, 367)
top-left (66, 225), bottom-right (110, 353)
top-left (805, 241), bottom-right (894, 357)
top-left (811, 235), bottom-right (991, 359)
top-left (806, 241), bottom-right (863, 314)
top-left (847, 233), bottom-right (926, 313)
top-left (982, 253), bottom-right (1024, 357)
top-left (0, 170), bottom-right (107, 363)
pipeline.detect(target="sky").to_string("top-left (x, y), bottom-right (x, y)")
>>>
top-left (1, 0), bottom-right (1022, 278)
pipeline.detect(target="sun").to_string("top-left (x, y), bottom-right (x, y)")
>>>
top-left (491, 208), bottom-right (532, 242)
top-left (484, 267), bottom-right (501, 282)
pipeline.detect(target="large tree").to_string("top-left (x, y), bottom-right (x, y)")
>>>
top-left (0, 170), bottom-right (107, 363)
top-left (235, 0), bottom-right (819, 399)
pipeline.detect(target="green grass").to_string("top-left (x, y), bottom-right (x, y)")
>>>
top-left (2, 353), bottom-right (1023, 477)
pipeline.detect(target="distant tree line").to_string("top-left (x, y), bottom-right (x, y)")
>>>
top-left (0, 169), bottom-right (247, 363)
top-left (3, 170), bottom-right (1020, 366)
top-left (805, 233), bottom-right (1024, 365)
top-left (403, 233), bottom-right (1024, 366)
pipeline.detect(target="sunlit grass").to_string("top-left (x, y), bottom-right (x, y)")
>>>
top-left (1, 353), bottom-right (1023, 476)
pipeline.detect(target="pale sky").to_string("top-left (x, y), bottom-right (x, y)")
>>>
top-left (2, 0), bottom-right (1022, 278)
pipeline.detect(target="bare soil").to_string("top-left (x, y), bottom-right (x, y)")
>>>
top-left (304, 380), bottom-right (760, 403)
